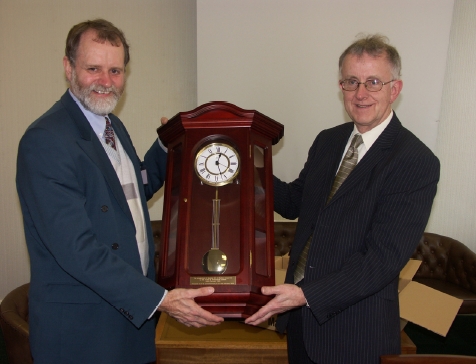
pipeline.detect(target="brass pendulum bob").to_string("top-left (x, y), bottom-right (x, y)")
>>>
top-left (202, 189), bottom-right (228, 274)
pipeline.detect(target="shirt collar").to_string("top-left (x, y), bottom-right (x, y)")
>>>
top-left (68, 89), bottom-right (107, 138)
top-left (352, 110), bottom-right (393, 150)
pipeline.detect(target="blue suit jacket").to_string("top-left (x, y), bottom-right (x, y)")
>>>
top-left (16, 91), bottom-right (167, 364)
top-left (274, 114), bottom-right (440, 364)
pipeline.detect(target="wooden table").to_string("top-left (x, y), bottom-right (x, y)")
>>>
top-left (155, 313), bottom-right (416, 363)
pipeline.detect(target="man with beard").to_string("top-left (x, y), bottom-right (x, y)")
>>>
top-left (16, 19), bottom-right (223, 364)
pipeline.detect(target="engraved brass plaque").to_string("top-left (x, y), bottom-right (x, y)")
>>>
top-left (190, 276), bottom-right (236, 285)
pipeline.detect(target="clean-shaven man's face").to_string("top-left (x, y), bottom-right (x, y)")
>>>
top-left (340, 52), bottom-right (402, 133)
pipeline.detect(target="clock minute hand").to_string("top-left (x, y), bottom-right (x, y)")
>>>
top-left (215, 153), bottom-right (227, 175)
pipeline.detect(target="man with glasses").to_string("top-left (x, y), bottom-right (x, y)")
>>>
top-left (246, 34), bottom-right (440, 364)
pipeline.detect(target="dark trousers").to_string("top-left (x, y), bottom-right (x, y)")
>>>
top-left (287, 308), bottom-right (316, 364)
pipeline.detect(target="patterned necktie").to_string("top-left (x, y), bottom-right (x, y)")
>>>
top-left (294, 133), bottom-right (363, 284)
top-left (294, 234), bottom-right (312, 284)
top-left (327, 133), bottom-right (363, 203)
top-left (104, 117), bottom-right (117, 150)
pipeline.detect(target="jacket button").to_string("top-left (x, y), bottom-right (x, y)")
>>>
top-left (112, 243), bottom-right (119, 250)
top-left (101, 205), bottom-right (108, 212)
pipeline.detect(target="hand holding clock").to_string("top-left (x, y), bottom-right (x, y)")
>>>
top-left (244, 284), bottom-right (307, 326)
top-left (158, 287), bottom-right (224, 328)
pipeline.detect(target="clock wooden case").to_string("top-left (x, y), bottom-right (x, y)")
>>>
top-left (157, 101), bottom-right (284, 318)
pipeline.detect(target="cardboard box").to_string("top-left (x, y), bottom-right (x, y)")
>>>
top-left (264, 257), bottom-right (462, 336)
top-left (398, 260), bottom-right (462, 336)
top-left (274, 255), bottom-right (289, 287)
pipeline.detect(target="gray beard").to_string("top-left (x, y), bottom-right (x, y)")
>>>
top-left (70, 70), bottom-right (123, 116)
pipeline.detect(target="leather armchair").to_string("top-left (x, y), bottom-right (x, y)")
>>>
top-left (0, 283), bottom-right (33, 364)
top-left (273, 221), bottom-right (298, 256)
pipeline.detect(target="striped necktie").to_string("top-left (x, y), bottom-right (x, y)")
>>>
top-left (327, 133), bottom-right (363, 202)
top-left (294, 134), bottom-right (363, 284)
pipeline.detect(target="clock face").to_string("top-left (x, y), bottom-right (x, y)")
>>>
top-left (194, 142), bottom-right (241, 186)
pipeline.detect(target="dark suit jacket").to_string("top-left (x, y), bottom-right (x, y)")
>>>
top-left (274, 114), bottom-right (440, 364)
top-left (16, 91), bottom-right (167, 364)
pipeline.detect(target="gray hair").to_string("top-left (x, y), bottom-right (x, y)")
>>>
top-left (338, 34), bottom-right (401, 79)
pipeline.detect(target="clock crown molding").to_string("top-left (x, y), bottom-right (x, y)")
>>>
top-left (158, 101), bottom-right (284, 146)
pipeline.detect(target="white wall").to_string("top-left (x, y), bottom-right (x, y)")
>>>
top-left (425, 0), bottom-right (476, 248)
top-left (197, 0), bottom-right (453, 190)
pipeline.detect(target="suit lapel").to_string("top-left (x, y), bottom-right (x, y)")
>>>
top-left (60, 92), bottom-right (133, 220)
top-left (326, 124), bottom-right (354, 178)
top-left (109, 116), bottom-right (137, 168)
top-left (327, 115), bottom-right (402, 204)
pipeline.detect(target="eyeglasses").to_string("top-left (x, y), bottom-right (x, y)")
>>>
top-left (340, 78), bottom-right (395, 92)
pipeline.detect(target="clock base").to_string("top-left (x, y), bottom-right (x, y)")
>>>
top-left (195, 292), bottom-right (273, 318)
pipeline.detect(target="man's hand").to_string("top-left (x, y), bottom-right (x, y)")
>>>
top-left (158, 287), bottom-right (224, 328)
top-left (244, 284), bottom-right (307, 326)
top-left (160, 117), bottom-right (168, 125)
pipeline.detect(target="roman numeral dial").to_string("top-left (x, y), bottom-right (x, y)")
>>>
top-left (194, 142), bottom-right (241, 186)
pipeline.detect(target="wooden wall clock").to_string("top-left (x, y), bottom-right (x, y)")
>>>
top-left (157, 101), bottom-right (284, 318)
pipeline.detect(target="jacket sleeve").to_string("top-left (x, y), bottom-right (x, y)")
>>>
top-left (143, 139), bottom-right (168, 200)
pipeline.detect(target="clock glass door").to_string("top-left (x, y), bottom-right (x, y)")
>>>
top-left (187, 142), bottom-right (241, 277)
top-left (253, 145), bottom-right (269, 277)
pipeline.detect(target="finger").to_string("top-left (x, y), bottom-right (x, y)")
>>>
top-left (196, 310), bottom-right (223, 324)
top-left (245, 312), bottom-right (271, 326)
top-left (261, 285), bottom-right (278, 295)
top-left (169, 308), bottom-right (222, 327)
top-left (187, 286), bottom-right (215, 298)
top-left (191, 315), bottom-right (223, 327)
top-left (160, 117), bottom-right (169, 125)
top-left (186, 302), bottom-right (224, 323)
top-left (244, 314), bottom-right (260, 325)
top-left (182, 309), bottom-right (223, 327)
top-left (245, 307), bottom-right (271, 325)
